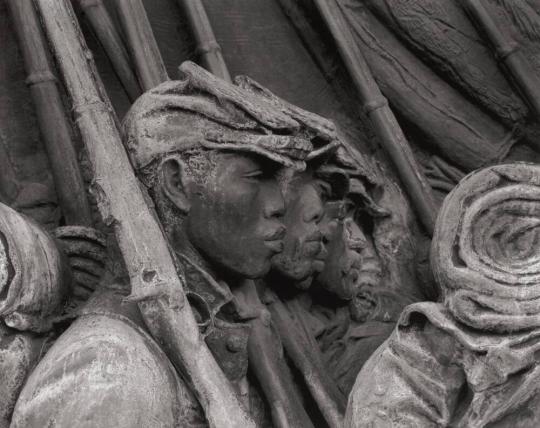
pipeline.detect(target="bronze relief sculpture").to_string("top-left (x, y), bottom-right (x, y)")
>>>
top-left (1, 0), bottom-right (540, 426)
top-left (9, 63), bottom-right (343, 427)
top-left (0, 203), bottom-right (105, 426)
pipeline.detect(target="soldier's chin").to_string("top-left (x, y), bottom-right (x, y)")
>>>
top-left (318, 269), bottom-right (365, 300)
top-left (319, 278), bottom-right (355, 300)
top-left (312, 259), bottom-right (325, 273)
top-left (294, 275), bottom-right (314, 290)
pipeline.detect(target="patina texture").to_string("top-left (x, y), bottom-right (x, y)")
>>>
top-left (10, 63), bottom-right (340, 427)
top-left (2, 0), bottom-right (540, 426)
top-left (0, 202), bottom-right (108, 427)
top-left (347, 163), bottom-right (540, 427)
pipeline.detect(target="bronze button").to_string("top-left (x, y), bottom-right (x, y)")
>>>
top-left (226, 335), bottom-right (244, 353)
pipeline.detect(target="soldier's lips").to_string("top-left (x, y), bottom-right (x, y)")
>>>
top-left (303, 239), bottom-right (322, 256)
top-left (312, 259), bottom-right (326, 273)
top-left (264, 239), bottom-right (285, 253)
top-left (264, 228), bottom-right (286, 253)
top-left (264, 227), bottom-right (286, 241)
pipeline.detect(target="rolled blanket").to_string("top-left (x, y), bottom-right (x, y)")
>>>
top-left (0, 202), bottom-right (69, 332)
top-left (431, 163), bottom-right (540, 333)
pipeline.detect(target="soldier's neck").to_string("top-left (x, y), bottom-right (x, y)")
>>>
top-left (170, 228), bottom-right (220, 282)
top-left (169, 228), bottom-right (248, 289)
top-left (263, 270), bottom-right (308, 301)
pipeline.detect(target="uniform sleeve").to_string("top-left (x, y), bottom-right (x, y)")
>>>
top-left (10, 315), bottom-right (206, 428)
top-left (345, 318), bottom-right (466, 427)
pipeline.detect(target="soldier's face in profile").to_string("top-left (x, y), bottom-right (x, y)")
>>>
top-left (316, 200), bottom-right (382, 300)
top-left (185, 151), bottom-right (286, 280)
top-left (271, 169), bottom-right (329, 289)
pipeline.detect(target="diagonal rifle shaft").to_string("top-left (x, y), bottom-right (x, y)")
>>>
top-left (111, 0), bottom-right (169, 90)
top-left (269, 297), bottom-right (346, 428)
top-left (34, 1), bottom-right (255, 427)
top-left (313, 0), bottom-right (437, 235)
top-left (7, 0), bottom-right (92, 226)
top-left (176, 0), bottom-right (231, 82)
top-left (76, 0), bottom-right (141, 102)
top-left (233, 281), bottom-right (314, 428)
top-left (461, 0), bottom-right (540, 121)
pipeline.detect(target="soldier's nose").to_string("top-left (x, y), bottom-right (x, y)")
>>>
top-left (263, 181), bottom-right (286, 219)
top-left (303, 198), bottom-right (324, 224)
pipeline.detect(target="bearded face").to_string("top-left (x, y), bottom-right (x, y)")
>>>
top-left (270, 169), bottom-right (329, 290)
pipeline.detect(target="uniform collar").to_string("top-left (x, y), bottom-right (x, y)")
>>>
top-left (176, 253), bottom-right (234, 321)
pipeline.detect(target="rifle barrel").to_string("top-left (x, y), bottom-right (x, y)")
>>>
top-left (269, 298), bottom-right (345, 428)
top-left (7, 0), bottom-right (92, 226)
top-left (313, 0), bottom-right (437, 235)
top-left (461, 0), bottom-right (540, 121)
top-left (34, 1), bottom-right (255, 426)
top-left (112, 0), bottom-right (169, 90)
top-left (76, 0), bottom-right (141, 102)
top-left (0, 140), bottom-right (20, 204)
top-left (176, 0), bottom-right (231, 83)
top-left (233, 281), bottom-right (314, 428)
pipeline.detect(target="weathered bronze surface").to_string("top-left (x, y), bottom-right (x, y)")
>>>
top-left (8, 61), bottom-right (341, 427)
top-left (1, 0), bottom-right (540, 426)
top-left (0, 202), bottom-right (106, 427)
top-left (347, 163), bottom-right (540, 427)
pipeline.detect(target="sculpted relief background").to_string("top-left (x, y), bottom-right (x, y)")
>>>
top-left (0, 0), bottom-right (540, 427)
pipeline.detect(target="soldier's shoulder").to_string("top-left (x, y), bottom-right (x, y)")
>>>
top-left (12, 309), bottom-right (204, 428)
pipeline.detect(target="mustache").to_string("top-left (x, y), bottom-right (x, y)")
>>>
top-left (344, 254), bottom-right (381, 275)
top-left (302, 232), bottom-right (327, 259)
top-left (304, 230), bottom-right (323, 243)
top-left (358, 256), bottom-right (382, 272)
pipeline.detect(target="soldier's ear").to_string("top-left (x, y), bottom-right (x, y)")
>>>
top-left (160, 157), bottom-right (191, 214)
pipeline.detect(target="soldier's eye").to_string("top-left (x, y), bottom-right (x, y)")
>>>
top-left (345, 201), bottom-right (356, 216)
top-left (316, 181), bottom-right (332, 199)
top-left (243, 170), bottom-right (265, 180)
